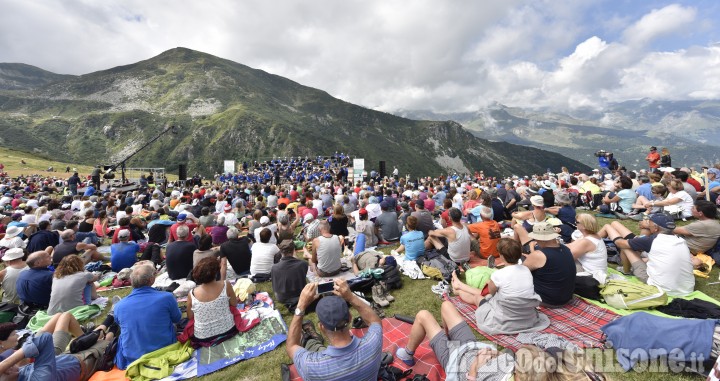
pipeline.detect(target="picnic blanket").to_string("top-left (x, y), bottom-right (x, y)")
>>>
top-left (581, 268), bottom-right (720, 318)
top-left (446, 295), bottom-right (618, 351)
top-left (288, 317), bottom-right (445, 381)
top-left (89, 307), bottom-right (287, 381)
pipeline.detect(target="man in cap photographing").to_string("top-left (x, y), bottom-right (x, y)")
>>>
top-left (287, 279), bottom-right (383, 380)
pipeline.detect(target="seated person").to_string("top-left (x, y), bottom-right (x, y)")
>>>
top-left (564, 214), bottom-right (608, 273)
top-left (271, 240), bottom-right (308, 311)
top-left (110, 229), bottom-right (140, 272)
top-left (114, 264), bottom-right (182, 369)
top-left (304, 221), bottom-right (342, 277)
top-left (48, 256), bottom-right (98, 314)
top-left (168, 214), bottom-right (197, 243)
top-left (374, 201), bottom-right (401, 242)
top-left (286, 279), bottom-right (383, 381)
top-left (673, 200), bottom-right (720, 255)
top-left (513, 222), bottom-right (576, 306)
top-left (0, 312), bottom-right (115, 380)
top-left (26, 221), bottom-right (58, 254)
top-left (638, 180), bottom-right (693, 220)
top-left (467, 205), bottom-right (501, 260)
top-left (0, 248), bottom-right (29, 304)
top-left (165, 225), bottom-right (197, 280)
top-left (253, 216), bottom-right (277, 245)
top-left (601, 176), bottom-right (636, 216)
top-left (599, 215), bottom-right (695, 297)
top-left (249, 228), bottom-right (280, 277)
top-left (52, 229), bottom-right (103, 266)
top-left (355, 209), bottom-right (378, 248)
top-left (511, 195), bottom-right (547, 233)
top-left (0, 226), bottom-right (27, 251)
top-left (193, 233), bottom-right (219, 267)
top-left (219, 227), bottom-right (252, 276)
top-left (16, 250), bottom-right (55, 309)
top-left (210, 216), bottom-right (229, 246)
top-left (395, 216), bottom-right (425, 261)
top-left (186, 257), bottom-right (239, 346)
top-left (449, 238), bottom-right (549, 334)
top-left (425, 208), bottom-right (471, 265)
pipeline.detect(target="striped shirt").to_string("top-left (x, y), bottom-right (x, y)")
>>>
top-left (294, 323), bottom-right (383, 380)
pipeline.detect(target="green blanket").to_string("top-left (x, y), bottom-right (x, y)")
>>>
top-left (26, 305), bottom-right (102, 332)
top-left (580, 269), bottom-right (720, 318)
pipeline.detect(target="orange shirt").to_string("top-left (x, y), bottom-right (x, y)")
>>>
top-left (646, 152), bottom-right (660, 168)
top-left (468, 220), bottom-right (502, 258)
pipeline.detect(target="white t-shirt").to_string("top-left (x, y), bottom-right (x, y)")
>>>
top-left (250, 242), bottom-right (279, 276)
top-left (667, 191), bottom-right (694, 218)
top-left (490, 264), bottom-right (536, 299)
top-left (647, 234), bottom-right (695, 297)
top-left (253, 224), bottom-right (278, 245)
top-left (577, 237), bottom-right (608, 273)
top-left (221, 212), bottom-right (238, 226)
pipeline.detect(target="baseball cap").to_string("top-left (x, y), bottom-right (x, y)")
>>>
top-left (359, 208), bottom-right (368, 216)
top-left (118, 229), bottom-right (131, 239)
top-left (379, 200), bottom-right (389, 210)
top-left (223, 204), bottom-right (232, 211)
top-left (649, 213), bottom-right (676, 229)
top-left (303, 214), bottom-right (314, 222)
top-left (277, 239), bottom-right (295, 254)
top-left (260, 216), bottom-right (270, 225)
top-left (650, 146), bottom-right (657, 151)
top-left (177, 213), bottom-right (187, 222)
top-left (316, 295), bottom-right (350, 331)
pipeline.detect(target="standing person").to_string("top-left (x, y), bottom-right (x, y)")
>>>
top-left (67, 172), bottom-right (81, 196)
top-left (392, 166), bottom-right (399, 180)
top-left (286, 279), bottom-right (383, 381)
top-left (660, 148), bottom-right (672, 168)
top-left (645, 146), bottom-right (660, 172)
top-left (91, 165), bottom-right (101, 190)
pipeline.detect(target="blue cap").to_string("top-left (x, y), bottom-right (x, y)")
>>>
top-left (316, 295), bottom-right (349, 331)
top-left (177, 213), bottom-right (187, 221)
top-left (384, 256), bottom-right (397, 267)
top-left (649, 213), bottom-right (675, 229)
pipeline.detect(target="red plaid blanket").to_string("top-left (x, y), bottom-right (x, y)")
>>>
top-left (289, 317), bottom-right (445, 381)
top-left (446, 295), bottom-right (618, 350)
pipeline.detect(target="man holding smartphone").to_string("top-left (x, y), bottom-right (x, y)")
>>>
top-left (286, 279), bottom-right (383, 380)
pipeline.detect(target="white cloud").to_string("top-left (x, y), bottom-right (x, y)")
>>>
top-left (0, 0), bottom-right (716, 112)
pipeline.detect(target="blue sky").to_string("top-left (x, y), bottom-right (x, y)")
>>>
top-left (0, 0), bottom-right (717, 112)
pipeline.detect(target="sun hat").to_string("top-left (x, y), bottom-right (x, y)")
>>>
top-left (528, 222), bottom-right (560, 241)
top-left (542, 180), bottom-right (553, 190)
top-left (708, 168), bottom-right (720, 177)
top-left (2, 248), bottom-right (24, 261)
top-left (530, 195), bottom-right (544, 207)
top-left (316, 295), bottom-right (350, 331)
top-left (260, 216), bottom-right (270, 225)
top-left (4, 226), bottom-right (22, 238)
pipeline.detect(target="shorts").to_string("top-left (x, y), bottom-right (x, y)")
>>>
top-left (429, 321), bottom-right (476, 369)
top-left (53, 331), bottom-right (73, 355)
top-left (631, 260), bottom-right (649, 283)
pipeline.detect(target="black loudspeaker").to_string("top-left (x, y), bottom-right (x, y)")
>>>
top-left (178, 164), bottom-right (187, 181)
top-left (379, 161), bottom-right (386, 178)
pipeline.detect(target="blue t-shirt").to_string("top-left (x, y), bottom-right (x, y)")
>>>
top-left (400, 230), bottom-right (425, 260)
top-left (19, 332), bottom-right (81, 381)
top-left (617, 189), bottom-right (637, 213)
top-left (110, 241), bottom-right (140, 272)
top-left (636, 183), bottom-right (653, 201)
top-left (114, 287), bottom-right (182, 369)
top-left (294, 322), bottom-right (383, 381)
top-left (16, 268), bottom-right (54, 307)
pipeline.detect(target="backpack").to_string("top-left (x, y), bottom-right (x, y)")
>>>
top-left (380, 265), bottom-right (402, 290)
top-left (95, 335), bottom-right (119, 372)
top-left (574, 275), bottom-right (601, 300)
top-left (600, 280), bottom-right (668, 310)
top-left (417, 250), bottom-right (457, 281)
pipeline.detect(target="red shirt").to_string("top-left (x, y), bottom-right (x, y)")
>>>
top-left (289, 190), bottom-right (299, 202)
top-left (169, 222), bottom-right (197, 242)
top-left (687, 178), bottom-right (703, 192)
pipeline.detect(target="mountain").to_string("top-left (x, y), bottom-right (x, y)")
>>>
top-left (0, 48), bottom-right (590, 178)
top-left (397, 101), bottom-right (720, 170)
top-left (0, 63), bottom-right (75, 90)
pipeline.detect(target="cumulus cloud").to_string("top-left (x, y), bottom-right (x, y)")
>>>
top-left (0, 0), bottom-right (716, 112)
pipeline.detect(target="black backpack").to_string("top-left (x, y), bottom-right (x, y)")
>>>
top-left (380, 265), bottom-right (402, 290)
top-left (574, 275), bottom-right (601, 300)
top-left (95, 335), bottom-right (119, 372)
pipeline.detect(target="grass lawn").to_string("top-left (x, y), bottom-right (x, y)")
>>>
top-left (88, 213), bottom-right (719, 381)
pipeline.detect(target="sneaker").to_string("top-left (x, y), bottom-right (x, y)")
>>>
top-left (395, 347), bottom-right (416, 366)
top-left (616, 265), bottom-right (632, 276)
top-left (487, 256), bottom-right (496, 269)
top-left (614, 212), bottom-right (630, 220)
top-left (371, 302), bottom-right (386, 318)
top-left (301, 320), bottom-right (324, 345)
top-left (372, 284), bottom-right (390, 307)
top-left (431, 281), bottom-right (450, 296)
top-left (379, 281), bottom-right (395, 302)
top-left (81, 322), bottom-right (96, 334)
top-left (630, 213), bottom-right (645, 221)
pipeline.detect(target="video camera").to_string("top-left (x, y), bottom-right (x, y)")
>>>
top-left (594, 150), bottom-right (612, 157)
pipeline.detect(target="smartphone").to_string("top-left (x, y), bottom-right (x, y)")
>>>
top-left (317, 281), bottom-right (335, 296)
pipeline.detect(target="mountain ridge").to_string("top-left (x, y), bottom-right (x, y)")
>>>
top-left (0, 48), bottom-right (590, 177)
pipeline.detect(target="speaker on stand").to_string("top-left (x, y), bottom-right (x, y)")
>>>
top-left (178, 164), bottom-right (187, 186)
top-left (379, 161), bottom-right (386, 178)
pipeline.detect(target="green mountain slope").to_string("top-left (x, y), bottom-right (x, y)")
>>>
top-left (0, 48), bottom-right (590, 177)
top-left (0, 63), bottom-right (75, 90)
